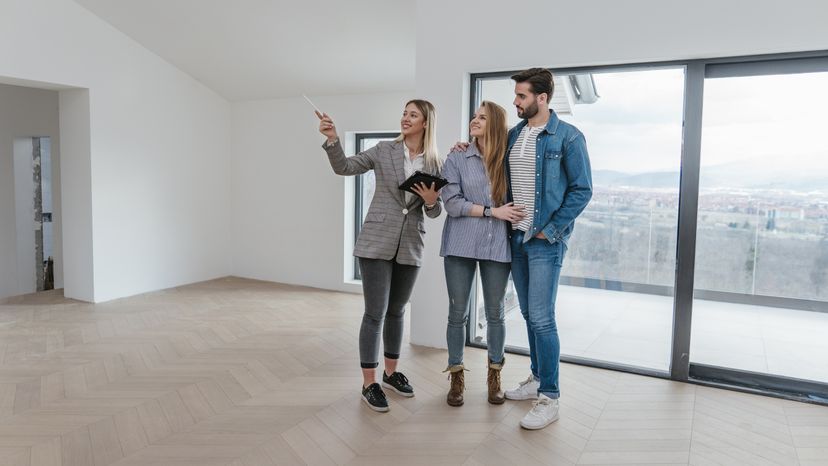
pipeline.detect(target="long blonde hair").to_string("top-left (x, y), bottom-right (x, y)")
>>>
top-left (395, 99), bottom-right (442, 173)
top-left (474, 101), bottom-right (508, 206)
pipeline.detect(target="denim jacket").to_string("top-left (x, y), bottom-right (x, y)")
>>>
top-left (506, 110), bottom-right (593, 245)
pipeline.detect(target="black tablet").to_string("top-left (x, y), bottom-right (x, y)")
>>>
top-left (398, 171), bottom-right (449, 194)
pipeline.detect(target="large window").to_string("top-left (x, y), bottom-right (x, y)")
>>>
top-left (470, 52), bottom-right (828, 402)
top-left (472, 68), bottom-right (685, 371)
top-left (691, 68), bottom-right (828, 384)
top-left (353, 133), bottom-right (398, 280)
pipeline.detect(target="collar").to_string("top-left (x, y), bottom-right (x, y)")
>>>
top-left (514, 109), bottom-right (560, 135)
top-left (465, 141), bottom-right (482, 158)
top-left (403, 143), bottom-right (424, 160)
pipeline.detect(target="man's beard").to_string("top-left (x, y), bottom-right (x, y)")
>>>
top-left (517, 101), bottom-right (539, 119)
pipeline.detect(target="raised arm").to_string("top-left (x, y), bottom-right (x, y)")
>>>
top-left (318, 111), bottom-right (376, 176)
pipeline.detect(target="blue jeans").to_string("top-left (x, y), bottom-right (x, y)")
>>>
top-left (510, 230), bottom-right (565, 399)
top-left (444, 256), bottom-right (510, 367)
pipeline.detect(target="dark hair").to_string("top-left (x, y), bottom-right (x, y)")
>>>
top-left (511, 68), bottom-right (554, 102)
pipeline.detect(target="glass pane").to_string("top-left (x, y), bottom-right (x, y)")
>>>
top-left (358, 138), bottom-right (386, 224)
top-left (691, 71), bottom-right (828, 383)
top-left (472, 68), bottom-right (685, 371)
top-left (40, 137), bottom-right (53, 261)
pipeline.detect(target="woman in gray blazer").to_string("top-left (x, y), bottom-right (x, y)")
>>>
top-left (317, 100), bottom-right (442, 412)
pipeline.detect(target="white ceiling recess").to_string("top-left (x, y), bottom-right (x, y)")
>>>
top-left (72, 0), bottom-right (416, 101)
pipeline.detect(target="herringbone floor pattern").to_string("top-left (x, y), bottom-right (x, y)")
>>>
top-left (0, 277), bottom-right (826, 465)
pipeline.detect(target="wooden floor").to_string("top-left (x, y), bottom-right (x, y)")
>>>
top-left (1, 277), bottom-right (827, 466)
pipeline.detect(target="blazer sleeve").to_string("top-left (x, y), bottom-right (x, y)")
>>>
top-left (424, 198), bottom-right (442, 218)
top-left (322, 139), bottom-right (377, 176)
top-left (424, 161), bottom-right (445, 218)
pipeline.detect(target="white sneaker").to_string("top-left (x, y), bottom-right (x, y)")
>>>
top-left (519, 394), bottom-right (559, 430)
top-left (504, 374), bottom-right (539, 400)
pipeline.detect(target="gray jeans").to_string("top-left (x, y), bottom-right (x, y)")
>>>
top-left (358, 257), bottom-right (420, 369)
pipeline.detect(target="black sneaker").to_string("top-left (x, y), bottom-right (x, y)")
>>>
top-left (382, 371), bottom-right (414, 397)
top-left (361, 383), bottom-right (389, 412)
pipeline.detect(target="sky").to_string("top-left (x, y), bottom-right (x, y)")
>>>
top-left (479, 68), bottom-right (828, 176)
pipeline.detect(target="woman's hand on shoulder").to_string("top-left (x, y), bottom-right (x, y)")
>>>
top-left (449, 141), bottom-right (470, 153)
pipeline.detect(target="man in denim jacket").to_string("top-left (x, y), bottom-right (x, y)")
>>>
top-left (502, 68), bottom-right (593, 430)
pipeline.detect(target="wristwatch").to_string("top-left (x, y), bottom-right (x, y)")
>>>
top-left (483, 206), bottom-right (492, 217)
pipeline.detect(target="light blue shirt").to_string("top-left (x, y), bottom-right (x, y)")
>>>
top-left (439, 144), bottom-right (511, 263)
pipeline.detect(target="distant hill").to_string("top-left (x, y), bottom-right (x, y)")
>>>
top-left (593, 170), bottom-right (679, 189)
top-left (593, 156), bottom-right (828, 191)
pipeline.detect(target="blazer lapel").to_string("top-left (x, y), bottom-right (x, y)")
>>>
top-left (406, 194), bottom-right (422, 209)
top-left (391, 141), bottom-right (407, 204)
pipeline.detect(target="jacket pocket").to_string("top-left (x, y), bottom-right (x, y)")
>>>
top-left (543, 150), bottom-right (563, 181)
top-left (364, 212), bottom-right (385, 223)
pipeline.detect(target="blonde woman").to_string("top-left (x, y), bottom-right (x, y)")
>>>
top-left (317, 100), bottom-right (442, 412)
top-left (440, 101), bottom-right (525, 406)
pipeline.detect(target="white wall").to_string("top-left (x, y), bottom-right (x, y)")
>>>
top-left (0, 0), bottom-right (232, 302)
top-left (411, 0), bottom-right (828, 348)
top-left (58, 89), bottom-right (95, 302)
top-left (0, 84), bottom-right (61, 300)
top-left (230, 92), bottom-right (411, 293)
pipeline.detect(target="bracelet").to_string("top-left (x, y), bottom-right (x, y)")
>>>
top-left (325, 137), bottom-right (339, 147)
top-left (425, 203), bottom-right (436, 210)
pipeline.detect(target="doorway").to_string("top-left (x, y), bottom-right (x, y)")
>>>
top-left (13, 136), bottom-right (55, 293)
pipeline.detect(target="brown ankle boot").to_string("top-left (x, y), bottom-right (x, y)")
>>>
top-left (487, 359), bottom-right (505, 404)
top-left (446, 365), bottom-right (465, 407)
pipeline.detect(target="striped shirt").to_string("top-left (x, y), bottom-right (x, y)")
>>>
top-left (509, 126), bottom-right (544, 232)
top-left (439, 144), bottom-right (510, 263)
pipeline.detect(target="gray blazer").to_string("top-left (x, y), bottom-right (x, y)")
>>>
top-left (324, 140), bottom-right (442, 267)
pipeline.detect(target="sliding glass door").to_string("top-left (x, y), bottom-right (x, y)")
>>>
top-left (690, 63), bottom-right (828, 388)
top-left (469, 52), bottom-right (828, 401)
top-left (471, 67), bottom-right (685, 372)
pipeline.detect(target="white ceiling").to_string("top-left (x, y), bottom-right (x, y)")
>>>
top-left (73, 0), bottom-right (416, 101)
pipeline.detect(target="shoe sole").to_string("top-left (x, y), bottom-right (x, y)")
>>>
top-left (488, 397), bottom-right (505, 405)
top-left (505, 393), bottom-right (539, 401)
top-left (447, 398), bottom-right (464, 407)
top-left (519, 413), bottom-right (560, 430)
top-left (361, 395), bottom-right (389, 412)
top-left (382, 382), bottom-right (415, 398)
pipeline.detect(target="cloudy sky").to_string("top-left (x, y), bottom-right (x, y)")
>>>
top-left (479, 67), bottom-right (828, 177)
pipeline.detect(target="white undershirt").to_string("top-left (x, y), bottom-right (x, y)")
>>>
top-left (403, 143), bottom-right (425, 205)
